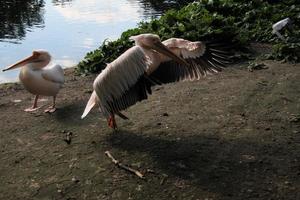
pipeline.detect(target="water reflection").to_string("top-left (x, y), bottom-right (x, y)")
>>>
top-left (52, 0), bottom-right (72, 6)
top-left (0, 0), bottom-right (45, 43)
top-left (0, 0), bottom-right (186, 44)
top-left (53, 0), bottom-right (143, 24)
top-left (135, 0), bottom-right (185, 12)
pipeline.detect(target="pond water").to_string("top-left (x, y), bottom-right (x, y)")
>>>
top-left (0, 0), bottom-right (177, 83)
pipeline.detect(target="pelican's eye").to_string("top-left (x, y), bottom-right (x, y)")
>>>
top-left (151, 38), bottom-right (159, 44)
top-left (31, 58), bottom-right (42, 63)
top-left (32, 51), bottom-right (41, 57)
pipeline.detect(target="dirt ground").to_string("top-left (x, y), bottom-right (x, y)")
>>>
top-left (0, 60), bottom-right (299, 200)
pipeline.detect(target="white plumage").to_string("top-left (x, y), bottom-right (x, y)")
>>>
top-left (3, 50), bottom-right (64, 113)
top-left (163, 38), bottom-right (206, 59)
top-left (42, 64), bottom-right (65, 84)
top-left (82, 33), bottom-right (232, 129)
top-left (272, 17), bottom-right (292, 41)
top-left (93, 46), bottom-right (147, 117)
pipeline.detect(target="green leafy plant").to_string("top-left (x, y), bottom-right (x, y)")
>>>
top-left (76, 0), bottom-right (300, 74)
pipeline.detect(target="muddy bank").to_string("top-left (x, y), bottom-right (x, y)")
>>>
top-left (0, 61), bottom-right (299, 200)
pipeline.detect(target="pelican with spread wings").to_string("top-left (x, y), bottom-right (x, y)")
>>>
top-left (82, 34), bottom-right (232, 129)
top-left (3, 50), bottom-right (64, 113)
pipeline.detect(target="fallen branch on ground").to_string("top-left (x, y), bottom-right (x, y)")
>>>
top-left (105, 151), bottom-right (145, 179)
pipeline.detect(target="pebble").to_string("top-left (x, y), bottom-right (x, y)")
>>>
top-left (84, 89), bottom-right (93, 94)
top-left (289, 116), bottom-right (300, 123)
top-left (71, 177), bottom-right (80, 183)
top-left (12, 99), bottom-right (22, 103)
top-left (292, 130), bottom-right (299, 134)
top-left (162, 113), bottom-right (169, 117)
top-left (284, 181), bottom-right (291, 185)
top-left (136, 184), bottom-right (142, 191)
top-left (85, 179), bottom-right (92, 185)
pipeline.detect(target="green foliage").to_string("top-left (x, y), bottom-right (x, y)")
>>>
top-left (76, 0), bottom-right (300, 74)
top-left (269, 42), bottom-right (300, 62)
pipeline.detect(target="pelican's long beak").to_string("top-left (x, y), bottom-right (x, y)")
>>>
top-left (152, 41), bottom-right (189, 66)
top-left (2, 54), bottom-right (37, 72)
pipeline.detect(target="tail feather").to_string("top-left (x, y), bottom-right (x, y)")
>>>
top-left (81, 91), bottom-right (98, 119)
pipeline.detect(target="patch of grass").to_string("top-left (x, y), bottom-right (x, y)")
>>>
top-left (76, 0), bottom-right (300, 74)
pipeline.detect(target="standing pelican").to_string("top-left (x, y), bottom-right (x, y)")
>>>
top-left (82, 34), bottom-right (232, 129)
top-left (2, 50), bottom-right (64, 113)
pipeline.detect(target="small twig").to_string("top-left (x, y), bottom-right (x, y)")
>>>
top-left (160, 174), bottom-right (168, 185)
top-left (105, 151), bottom-right (145, 179)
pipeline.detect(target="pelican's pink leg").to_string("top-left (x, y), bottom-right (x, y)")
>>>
top-left (44, 96), bottom-right (57, 113)
top-left (108, 115), bottom-right (117, 129)
top-left (24, 95), bottom-right (40, 112)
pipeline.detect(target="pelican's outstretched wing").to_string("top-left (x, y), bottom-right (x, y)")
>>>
top-left (150, 38), bottom-right (233, 84)
top-left (104, 75), bottom-right (152, 116)
top-left (41, 64), bottom-right (65, 84)
top-left (93, 46), bottom-right (149, 118)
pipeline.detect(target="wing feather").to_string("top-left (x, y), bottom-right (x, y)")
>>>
top-left (108, 75), bottom-right (152, 113)
top-left (41, 64), bottom-right (64, 84)
top-left (149, 39), bottom-right (234, 84)
top-left (93, 46), bottom-right (149, 118)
